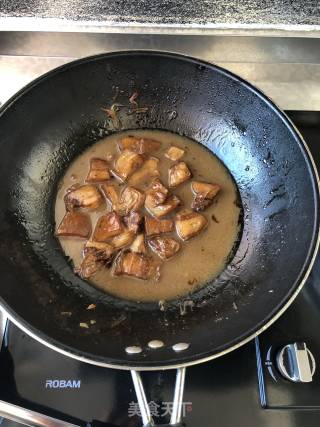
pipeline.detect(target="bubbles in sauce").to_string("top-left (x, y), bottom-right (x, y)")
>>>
top-left (55, 130), bottom-right (241, 302)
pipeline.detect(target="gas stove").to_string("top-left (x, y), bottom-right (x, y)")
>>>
top-left (0, 111), bottom-right (319, 427)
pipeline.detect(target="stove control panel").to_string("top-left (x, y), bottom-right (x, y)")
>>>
top-left (276, 342), bottom-right (316, 383)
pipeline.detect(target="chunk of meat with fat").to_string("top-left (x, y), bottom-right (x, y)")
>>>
top-left (114, 251), bottom-right (158, 280)
top-left (102, 184), bottom-right (145, 215)
top-left (191, 181), bottom-right (221, 211)
top-left (130, 234), bottom-right (147, 254)
top-left (118, 136), bottom-right (161, 154)
top-left (175, 210), bottom-right (207, 241)
top-left (168, 162), bottom-right (192, 187)
top-left (113, 149), bottom-right (144, 181)
top-left (64, 185), bottom-right (103, 211)
top-left (149, 236), bottom-right (180, 260)
top-left (146, 195), bottom-right (181, 218)
top-left (145, 178), bottom-right (169, 209)
top-left (79, 241), bottom-right (114, 279)
top-left (110, 229), bottom-right (135, 249)
top-left (123, 211), bottom-right (143, 233)
top-left (56, 211), bottom-right (91, 238)
top-left (93, 212), bottom-right (122, 242)
top-left (86, 158), bottom-right (110, 183)
top-left (128, 157), bottom-right (160, 186)
top-left (145, 216), bottom-right (174, 236)
top-left (165, 146), bottom-right (185, 161)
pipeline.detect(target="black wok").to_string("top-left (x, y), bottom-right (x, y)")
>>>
top-left (0, 51), bottom-right (318, 373)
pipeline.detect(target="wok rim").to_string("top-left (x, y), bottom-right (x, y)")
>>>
top-left (0, 50), bottom-right (319, 371)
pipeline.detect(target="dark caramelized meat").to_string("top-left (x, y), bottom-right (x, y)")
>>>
top-left (128, 157), bottom-right (160, 186)
top-left (145, 178), bottom-right (169, 209)
top-left (120, 186), bottom-right (145, 214)
top-left (56, 211), bottom-right (91, 238)
top-left (175, 210), bottom-right (207, 241)
top-left (130, 234), bottom-right (147, 254)
top-left (118, 136), bottom-right (161, 154)
top-left (147, 195), bottom-right (181, 218)
top-left (64, 185), bottom-right (103, 211)
top-left (168, 162), bottom-right (192, 187)
top-left (110, 229), bottom-right (135, 249)
top-left (101, 184), bottom-right (120, 211)
top-left (93, 212), bottom-right (122, 242)
top-left (86, 158), bottom-right (110, 183)
top-left (114, 251), bottom-right (157, 280)
top-left (191, 181), bottom-right (221, 211)
top-left (149, 236), bottom-right (180, 260)
top-left (113, 149), bottom-right (144, 181)
top-left (145, 216), bottom-right (174, 236)
top-left (80, 241), bottom-right (114, 278)
top-left (123, 211), bottom-right (143, 233)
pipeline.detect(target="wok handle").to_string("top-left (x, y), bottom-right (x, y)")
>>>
top-left (131, 367), bottom-right (186, 427)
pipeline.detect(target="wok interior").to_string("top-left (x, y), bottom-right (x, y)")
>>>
top-left (0, 52), bottom-right (317, 368)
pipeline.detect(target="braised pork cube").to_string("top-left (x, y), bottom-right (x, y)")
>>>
top-left (86, 158), bottom-right (110, 183)
top-left (118, 136), bottom-right (161, 154)
top-left (168, 162), bottom-right (192, 188)
top-left (128, 157), bottom-right (160, 186)
top-left (101, 184), bottom-right (120, 211)
top-left (149, 236), bottom-right (180, 260)
top-left (114, 251), bottom-right (157, 280)
top-left (175, 210), bottom-right (207, 241)
top-left (165, 146), bottom-right (185, 161)
top-left (79, 253), bottom-right (101, 279)
top-left (191, 181), bottom-right (221, 211)
top-left (147, 195), bottom-right (181, 218)
top-left (84, 241), bottom-right (114, 259)
top-left (80, 241), bottom-right (114, 279)
top-left (130, 234), bottom-right (147, 254)
top-left (145, 178), bottom-right (169, 209)
top-left (145, 217), bottom-right (174, 236)
top-left (56, 211), bottom-right (91, 238)
top-left (64, 185), bottom-right (103, 211)
top-left (113, 149), bottom-right (144, 181)
top-left (123, 211), bottom-right (143, 233)
top-left (110, 229), bottom-right (135, 249)
top-left (120, 186), bottom-right (145, 214)
top-left (93, 212), bottom-right (122, 242)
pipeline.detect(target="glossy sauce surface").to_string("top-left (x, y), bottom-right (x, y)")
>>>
top-left (55, 130), bottom-right (241, 302)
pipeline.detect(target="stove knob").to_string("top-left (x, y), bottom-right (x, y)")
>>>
top-left (276, 342), bottom-right (316, 382)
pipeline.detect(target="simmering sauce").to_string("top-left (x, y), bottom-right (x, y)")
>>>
top-left (55, 130), bottom-right (241, 302)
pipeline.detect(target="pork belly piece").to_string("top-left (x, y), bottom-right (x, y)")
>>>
top-left (113, 149), bottom-right (144, 181)
top-left (93, 212), bottom-right (122, 242)
top-left (148, 236), bottom-right (180, 260)
top-left (102, 185), bottom-right (144, 215)
top-left (85, 158), bottom-right (110, 183)
top-left (64, 185), bottom-right (103, 211)
top-left (128, 157), bottom-right (160, 186)
top-left (145, 178), bottom-right (169, 209)
top-left (130, 234), bottom-right (147, 254)
top-left (118, 136), bottom-right (161, 154)
top-left (145, 216), bottom-right (174, 236)
top-left (147, 195), bottom-right (181, 218)
top-left (165, 146), bottom-right (185, 161)
top-left (191, 181), bottom-right (221, 211)
top-left (168, 162), bottom-right (192, 188)
top-left (123, 211), bottom-right (143, 233)
top-left (175, 209), bottom-right (207, 241)
top-left (114, 251), bottom-right (157, 280)
top-left (79, 241), bottom-right (114, 279)
top-left (120, 186), bottom-right (145, 214)
top-left (56, 211), bottom-right (91, 238)
top-left (110, 229), bottom-right (135, 249)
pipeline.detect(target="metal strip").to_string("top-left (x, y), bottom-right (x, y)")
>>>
top-left (170, 367), bottom-right (186, 424)
top-left (131, 370), bottom-right (154, 426)
top-left (0, 309), bottom-right (7, 350)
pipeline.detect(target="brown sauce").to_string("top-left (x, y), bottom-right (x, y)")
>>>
top-left (55, 130), bottom-right (241, 302)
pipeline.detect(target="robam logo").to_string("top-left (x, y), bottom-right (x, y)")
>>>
top-left (45, 379), bottom-right (81, 389)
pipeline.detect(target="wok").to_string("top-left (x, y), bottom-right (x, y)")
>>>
top-left (0, 51), bottom-right (318, 426)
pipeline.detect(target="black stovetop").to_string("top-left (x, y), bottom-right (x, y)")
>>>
top-left (1, 111), bottom-right (320, 427)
